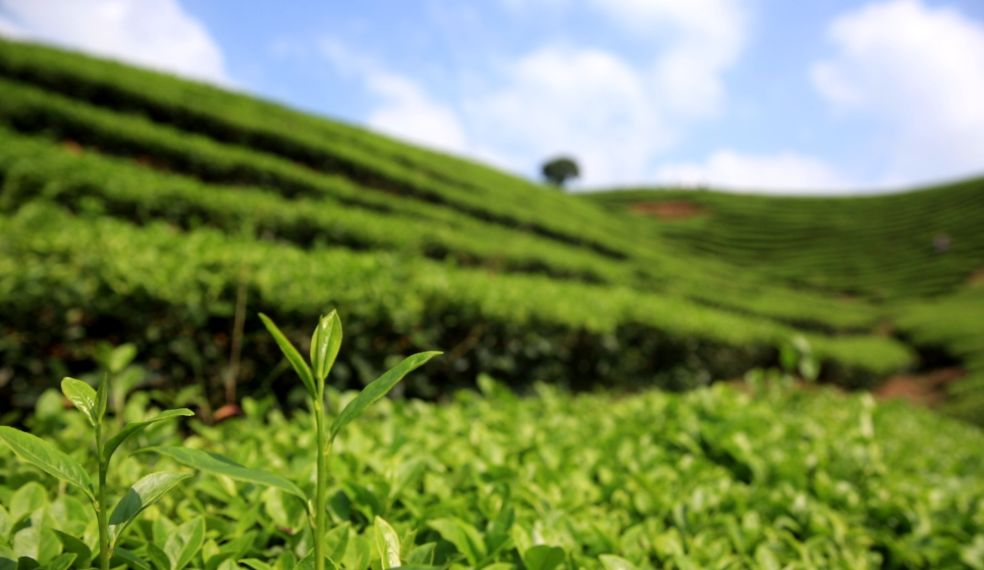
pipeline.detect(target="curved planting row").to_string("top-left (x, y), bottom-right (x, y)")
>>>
top-left (0, 39), bottom-right (638, 261)
top-left (0, 204), bottom-right (913, 409)
top-left (589, 185), bottom-right (984, 299)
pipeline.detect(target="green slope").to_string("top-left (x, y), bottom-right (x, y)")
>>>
top-left (585, 186), bottom-right (984, 422)
top-left (0, 38), bottom-right (979, 422)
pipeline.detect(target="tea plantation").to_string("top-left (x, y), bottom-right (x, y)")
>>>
top-left (0, 38), bottom-right (982, 568)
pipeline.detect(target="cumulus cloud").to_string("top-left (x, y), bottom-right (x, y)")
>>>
top-left (656, 150), bottom-right (851, 194)
top-left (468, 46), bottom-right (670, 186)
top-left (0, 0), bottom-right (231, 84)
top-left (587, 0), bottom-right (747, 118)
top-left (812, 0), bottom-right (984, 184)
top-left (319, 39), bottom-right (467, 153)
top-left (364, 72), bottom-right (467, 152)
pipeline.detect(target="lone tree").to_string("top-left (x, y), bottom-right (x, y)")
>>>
top-left (541, 155), bottom-right (580, 188)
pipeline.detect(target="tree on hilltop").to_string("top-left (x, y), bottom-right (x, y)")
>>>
top-left (541, 156), bottom-right (580, 188)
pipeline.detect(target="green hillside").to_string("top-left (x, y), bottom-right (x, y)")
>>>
top-left (586, 186), bottom-right (984, 422)
top-left (0, 37), bottom-right (979, 422)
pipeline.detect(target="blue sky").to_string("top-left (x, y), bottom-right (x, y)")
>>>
top-left (2, 0), bottom-right (984, 193)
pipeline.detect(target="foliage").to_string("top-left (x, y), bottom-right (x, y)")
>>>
top-left (587, 185), bottom-right (984, 300)
top-left (0, 203), bottom-right (914, 409)
top-left (1, 381), bottom-right (981, 568)
top-left (0, 347), bottom-right (193, 569)
top-left (541, 157), bottom-right (580, 188)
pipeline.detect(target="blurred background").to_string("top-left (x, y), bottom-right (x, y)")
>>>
top-left (0, 0), bottom-right (981, 423)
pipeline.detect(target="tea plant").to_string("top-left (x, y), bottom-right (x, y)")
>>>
top-left (156, 311), bottom-right (440, 569)
top-left (0, 373), bottom-right (193, 569)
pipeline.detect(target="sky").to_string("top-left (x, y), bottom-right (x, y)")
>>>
top-left (1, 0), bottom-right (984, 194)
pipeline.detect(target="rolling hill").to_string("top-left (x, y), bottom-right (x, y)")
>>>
top-left (0, 37), bottom-right (980, 423)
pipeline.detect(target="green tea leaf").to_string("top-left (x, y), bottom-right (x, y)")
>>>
top-left (38, 553), bottom-right (75, 570)
top-left (0, 427), bottom-right (93, 500)
top-left (103, 408), bottom-right (194, 461)
top-left (326, 524), bottom-right (350, 566)
top-left (310, 310), bottom-right (342, 386)
top-left (107, 343), bottom-right (137, 374)
top-left (373, 516), bottom-right (401, 569)
top-left (60, 377), bottom-right (98, 427)
top-left (259, 313), bottom-right (316, 398)
top-left (148, 446), bottom-right (306, 502)
top-left (10, 482), bottom-right (47, 523)
top-left (427, 517), bottom-right (484, 566)
top-left (95, 372), bottom-right (109, 423)
top-left (110, 471), bottom-right (192, 528)
top-left (165, 516), bottom-right (205, 570)
top-left (523, 545), bottom-right (565, 570)
top-left (112, 547), bottom-right (153, 570)
top-left (53, 530), bottom-right (91, 569)
top-left (331, 351), bottom-right (441, 440)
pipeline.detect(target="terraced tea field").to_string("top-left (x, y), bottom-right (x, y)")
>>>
top-left (0, 38), bottom-right (982, 568)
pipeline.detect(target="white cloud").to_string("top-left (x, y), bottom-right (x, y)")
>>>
top-left (588, 0), bottom-right (747, 117)
top-left (468, 46), bottom-right (670, 186)
top-left (0, 0), bottom-right (231, 84)
top-left (364, 72), bottom-right (467, 152)
top-left (319, 39), bottom-right (467, 153)
top-left (812, 0), bottom-right (984, 183)
top-left (656, 150), bottom-right (851, 194)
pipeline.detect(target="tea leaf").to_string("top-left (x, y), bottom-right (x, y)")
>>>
top-left (112, 547), bottom-right (153, 570)
top-left (60, 377), bottom-right (99, 427)
top-left (310, 310), bottom-right (342, 386)
top-left (148, 446), bottom-right (306, 502)
top-left (95, 373), bottom-right (109, 423)
top-left (0, 427), bottom-right (93, 500)
top-left (373, 516), bottom-right (401, 569)
top-left (110, 471), bottom-right (192, 528)
top-left (427, 517), bottom-right (484, 566)
top-left (39, 553), bottom-right (76, 570)
top-left (165, 516), bottom-right (205, 570)
top-left (330, 351), bottom-right (441, 440)
top-left (107, 343), bottom-right (137, 374)
top-left (53, 530), bottom-right (92, 569)
top-left (103, 408), bottom-right (194, 460)
top-left (523, 545), bottom-right (565, 570)
top-left (259, 313), bottom-right (316, 398)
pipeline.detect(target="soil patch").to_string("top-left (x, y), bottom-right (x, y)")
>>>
top-left (967, 266), bottom-right (984, 287)
top-left (630, 200), bottom-right (705, 220)
top-left (875, 367), bottom-right (964, 406)
top-left (61, 139), bottom-right (83, 155)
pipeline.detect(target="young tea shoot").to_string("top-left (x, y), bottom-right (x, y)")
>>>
top-left (156, 311), bottom-right (440, 569)
top-left (0, 370), bottom-right (193, 569)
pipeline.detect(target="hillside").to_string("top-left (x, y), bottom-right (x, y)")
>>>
top-left (0, 38), bottom-right (979, 422)
top-left (586, 186), bottom-right (984, 422)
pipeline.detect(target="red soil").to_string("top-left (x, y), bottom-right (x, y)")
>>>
top-left (874, 367), bottom-right (964, 406)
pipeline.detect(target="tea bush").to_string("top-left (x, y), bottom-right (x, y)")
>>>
top-left (1, 380), bottom-right (981, 568)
